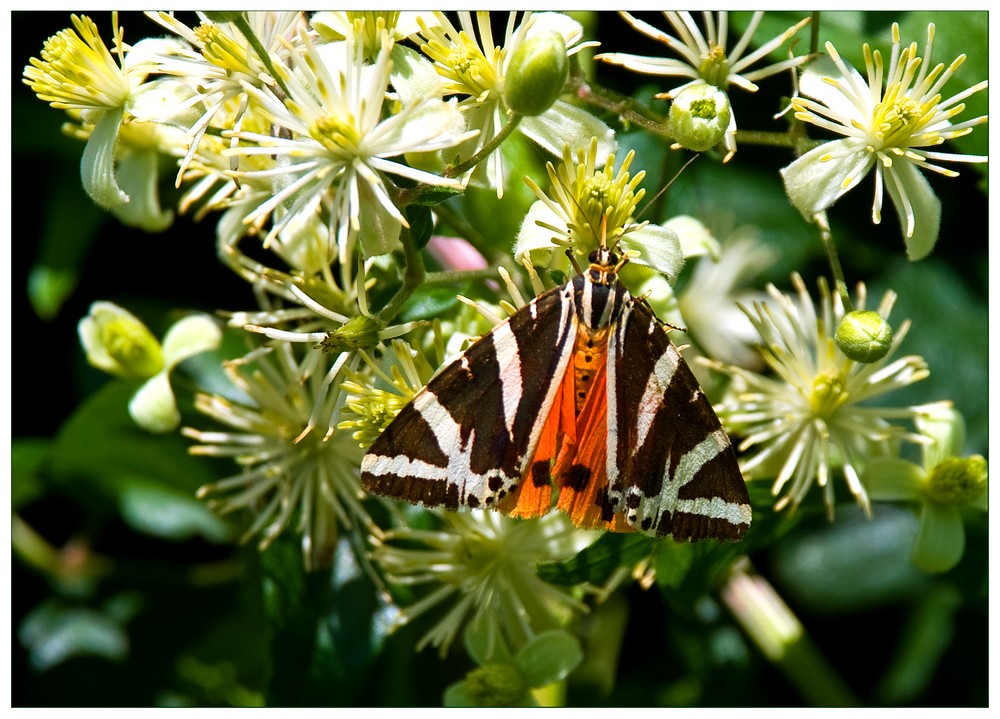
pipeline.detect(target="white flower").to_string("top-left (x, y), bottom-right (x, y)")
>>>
top-left (225, 29), bottom-right (474, 262)
top-left (781, 22), bottom-right (988, 260)
top-left (514, 139), bottom-right (682, 282)
top-left (143, 11), bottom-right (305, 182)
top-left (598, 12), bottom-right (811, 159)
top-left (416, 11), bottom-right (614, 196)
top-left (184, 345), bottom-right (373, 570)
top-left (23, 13), bottom-right (183, 228)
top-left (371, 510), bottom-right (593, 656)
top-left (707, 274), bottom-right (944, 518)
top-left (79, 302), bottom-right (221, 433)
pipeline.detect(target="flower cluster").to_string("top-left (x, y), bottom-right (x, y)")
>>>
top-left (21, 11), bottom-right (988, 704)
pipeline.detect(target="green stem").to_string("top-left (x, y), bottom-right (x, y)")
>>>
top-left (813, 211), bottom-right (854, 312)
top-left (424, 267), bottom-right (506, 286)
top-left (445, 113), bottom-right (524, 180)
top-left (720, 559), bottom-right (860, 707)
top-left (373, 227), bottom-right (426, 325)
top-left (231, 13), bottom-right (294, 98)
top-left (571, 74), bottom-right (672, 140)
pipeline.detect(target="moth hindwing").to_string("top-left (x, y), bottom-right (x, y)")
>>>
top-left (361, 249), bottom-right (751, 541)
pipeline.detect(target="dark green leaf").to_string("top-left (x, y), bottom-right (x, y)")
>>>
top-left (48, 380), bottom-right (217, 501)
top-left (769, 505), bottom-right (928, 613)
top-left (536, 532), bottom-right (653, 586)
top-left (405, 204), bottom-right (434, 250)
top-left (260, 537), bottom-right (334, 705)
top-left (12, 438), bottom-right (51, 510)
top-left (408, 185), bottom-right (465, 207)
top-left (397, 283), bottom-right (464, 323)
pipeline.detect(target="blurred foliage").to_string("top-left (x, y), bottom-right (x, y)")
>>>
top-left (11, 10), bottom-right (987, 708)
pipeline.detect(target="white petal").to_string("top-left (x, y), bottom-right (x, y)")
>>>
top-left (882, 159), bottom-right (941, 260)
top-left (663, 215), bottom-right (720, 259)
top-left (161, 315), bottom-right (222, 369)
top-left (799, 54), bottom-right (870, 120)
top-left (129, 372), bottom-right (181, 434)
top-left (525, 11), bottom-right (583, 47)
top-left (390, 44), bottom-right (446, 106)
top-left (780, 138), bottom-right (873, 218)
top-left (519, 99), bottom-right (617, 164)
top-left (81, 108), bottom-right (129, 210)
top-left (110, 145), bottom-right (174, 232)
top-left (620, 223), bottom-right (683, 283)
top-left (513, 201), bottom-right (564, 262)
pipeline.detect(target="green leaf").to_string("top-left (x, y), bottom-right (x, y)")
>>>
top-left (514, 629), bottom-right (584, 688)
top-left (397, 283), bottom-right (464, 323)
top-left (261, 536), bottom-right (393, 705)
top-left (408, 185), bottom-right (465, 207)
top-left (118, 479), bottom-right (231, 542)
top-left (12, 437), bottom-right (51, 510)
top-left (260, 537), bottom-right (334, 705)
top-left (535, 532), bottom-right (653, 586)
top-left (48, 380), bottom-right (217, 501)
top-left (769, 505), bottom-right (928, 613)
top-left (405, 203), bottom-right (434, 250)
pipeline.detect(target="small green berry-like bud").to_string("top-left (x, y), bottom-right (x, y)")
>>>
top-left (78, 301), bottom-right (164, 380)
top-left (319, 315), bottom-right (382, 354)
top-left (502, 32), bottom-right (568, 117)
top-left (463, 663), bottom-right (527, 707)
top-left (668, 83), bottom-right (731, 152)
top-left (835, 310), bottom-right (893, 363)
top-left (926, 455), bottom-right (988, 506)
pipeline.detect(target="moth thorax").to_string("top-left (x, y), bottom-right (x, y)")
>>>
top-left (587, 248), bottom-right (619, 286)
top-left (574, 273), bottom-right (622, 330)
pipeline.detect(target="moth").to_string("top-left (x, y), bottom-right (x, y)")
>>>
top-left (361, 243), bottom-right (751, 541)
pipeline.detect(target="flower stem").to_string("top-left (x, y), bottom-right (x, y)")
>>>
top-left (230, 13), bottom-right (294, 98)
top-left (373, 226), bottom-right (426, 325)
top-left (814, 211), bottom-right (854, 312)
top-left (720, 559), bottom-right (860, 707)
top-left (446, 113), bottom-right (524, 180)
top-left (571, 72), bottom-right (672, 140)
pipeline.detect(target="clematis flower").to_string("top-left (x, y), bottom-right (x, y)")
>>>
top-left (781, 22), bottom-right (988, 260)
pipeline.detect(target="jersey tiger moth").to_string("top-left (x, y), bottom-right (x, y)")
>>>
top-left (360, 242), bottom-right (751, 541)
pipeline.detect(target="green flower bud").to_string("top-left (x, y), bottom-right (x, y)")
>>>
top-left (463, 663), bottom-right (527, 707)
top-left (926, 455), bottom-right (988, 506)
top-left (502, 32), bottom-right (568, 117)
top-left (79, 301), bottom-right (164, 379)
top-left (668, 83), bottom-right (731, 152)
top-left (835, 310), bottom-right (893, 363)
top-left (319, 315), bottom-right (382, 354)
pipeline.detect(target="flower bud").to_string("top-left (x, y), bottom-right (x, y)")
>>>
top-left (835, 310), bottom-right (893, 363)
top-left (668, 83), bottom-right (731, 152)
top-left (926, 455), bottom-right (988, 506)
top-left (502, 31), bottom-right (568, 117)
top-left (79, 301), bottom-right (164, 379)
top-left (463, 663), bottom-right (527, 707)
top-left (319, 315), bottom-right (382, 354)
